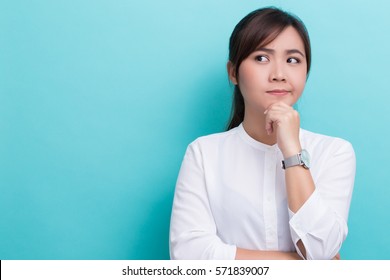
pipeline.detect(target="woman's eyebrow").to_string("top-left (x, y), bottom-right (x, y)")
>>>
top-left (255, 48), bottom-right (305, 57)
top-left (286, 49), bottom-right (305, 57)
top-left (255, 47), bottom-right (274, 53)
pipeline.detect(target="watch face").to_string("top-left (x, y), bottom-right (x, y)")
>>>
top-left (301, 149), bottom-right (310, 168)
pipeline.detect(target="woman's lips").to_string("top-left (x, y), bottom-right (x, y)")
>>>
top-left (266, 89), bottom-right (290, 96)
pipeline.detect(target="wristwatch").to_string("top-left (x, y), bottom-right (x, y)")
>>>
top-left (282, 149), bottom-right (310, 169)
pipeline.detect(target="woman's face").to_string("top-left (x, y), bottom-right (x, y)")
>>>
top-left (230, 26), bottom-right (307, 113)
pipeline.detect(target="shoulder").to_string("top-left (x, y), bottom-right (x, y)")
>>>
top-left (188, 126), bottom-right (240, 150)
top-left (300, 129), bottom-right (355, 166)
top-left (301, 128), bottom-right (354, 152)
top-left (181, 127), bottom-right (242, 162)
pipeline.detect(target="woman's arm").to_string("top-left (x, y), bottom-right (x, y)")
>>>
top-left (265, 102), bottom-right (355, 260)
top-left (285, 166), bottom-right (315, 259)
top-left (265, 102), bottom-right (315, 213)
top-left (265, 102), bottom-right (313, 259)
top-left (235, 248), bottom-right (302, 260)
top-left (170, 142), bottom-right (236, 260)
top-left (236, 248), bottom-right (341, 260)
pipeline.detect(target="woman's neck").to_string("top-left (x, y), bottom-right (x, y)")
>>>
top-left (242, 112), bottom-right (277, 146)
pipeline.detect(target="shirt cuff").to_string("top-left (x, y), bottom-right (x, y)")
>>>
top-left (288, 190), bottom-right (329, 258)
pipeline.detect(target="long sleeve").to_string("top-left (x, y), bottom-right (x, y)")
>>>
top-left (170, 126), bottom-right (356, 260)
top-left (288, 139), bottom-right (356, 259)
top-left (169, 142), bottom-right (237, 260)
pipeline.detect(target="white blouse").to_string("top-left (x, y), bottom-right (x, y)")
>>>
top-left (169, 124), bottom-right (355, 260)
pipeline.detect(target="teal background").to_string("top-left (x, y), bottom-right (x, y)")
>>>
top-left (0, 0), bottom-right (389, 260)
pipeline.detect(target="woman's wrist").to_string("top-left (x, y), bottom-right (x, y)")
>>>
top-left (281, 143), bottom-right (302, 158)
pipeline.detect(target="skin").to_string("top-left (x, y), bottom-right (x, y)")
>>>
top-left (227, 26), bottom-right (340, 260)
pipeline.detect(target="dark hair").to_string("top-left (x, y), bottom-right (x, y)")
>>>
top-left (226, 7), bottom-right (311, 130)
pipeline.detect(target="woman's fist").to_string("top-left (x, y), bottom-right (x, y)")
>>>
top-left (264, 102), bottom-right (301, 157)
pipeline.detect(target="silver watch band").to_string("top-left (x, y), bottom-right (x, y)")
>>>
top-left (282, 154), bottom-right (301, 169)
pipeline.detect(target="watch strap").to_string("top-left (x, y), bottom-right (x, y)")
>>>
top-left (282, 154), bottom-right (301, 169)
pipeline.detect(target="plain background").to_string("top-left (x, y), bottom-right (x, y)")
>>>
top-left (1, 0), bottom-right (389, 259)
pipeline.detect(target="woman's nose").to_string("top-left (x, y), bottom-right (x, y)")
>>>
top-left (269, 63), bottom-right (286, 82)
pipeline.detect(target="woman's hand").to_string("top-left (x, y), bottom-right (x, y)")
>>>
top-left (264, 102), bottom-right (301, 158)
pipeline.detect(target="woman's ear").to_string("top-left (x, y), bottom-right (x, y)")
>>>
top-left (227, 61), bottom-right (238, 85)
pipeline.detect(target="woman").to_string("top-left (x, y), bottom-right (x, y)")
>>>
top-left (169, 7), bottom-right (355, 260)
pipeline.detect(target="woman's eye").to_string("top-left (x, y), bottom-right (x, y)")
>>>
top-left (287, 57), bottom-right (300, 64)
top-left (255, 55), bottom-right (269, 62)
